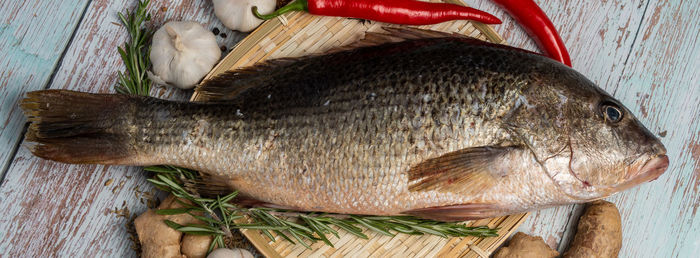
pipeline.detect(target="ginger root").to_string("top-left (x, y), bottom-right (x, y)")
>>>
top-left (182, 234), bottom-right (214, 258)
top-left (563, 200), bottom-right (622, 258)
top-left (135, 195), bottom-right (213, 258)
top-left (493, 232), bottom-right (559, 258)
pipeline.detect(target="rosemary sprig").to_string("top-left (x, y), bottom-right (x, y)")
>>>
top-left (115, 0), bottom-right (498, 251)
top-left (148, 167), bottom-right (498, 250)
top-left (115, 0), bottom-right (152, 96)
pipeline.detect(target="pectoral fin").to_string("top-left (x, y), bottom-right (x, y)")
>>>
top-left (407, 146), bottom-right (519, 194)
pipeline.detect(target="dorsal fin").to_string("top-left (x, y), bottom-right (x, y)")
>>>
top-left (324, 27), bottom-right (469, 53)
top-left (195, 58), bottom-right (298, 101)
top-left (195, 27), bottom-right (515, 102)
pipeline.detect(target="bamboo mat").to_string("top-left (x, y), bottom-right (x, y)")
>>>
top-left (192, 0), bottom-right (527, 257)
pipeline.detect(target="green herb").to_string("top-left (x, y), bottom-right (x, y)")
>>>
top-left (115, 0), bottom-right (153, 96)
top-left (115, 0), bottom-right (498, 250)
top-left (148, 167), bottom-right (498, 249)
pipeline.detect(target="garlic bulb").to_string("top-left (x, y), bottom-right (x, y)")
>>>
top-left (207, 248), bottom-right (254, 258)
top-left (149, 21), bottom-right (221, 89)
top-left (213, 0), bottom-right (276, 32)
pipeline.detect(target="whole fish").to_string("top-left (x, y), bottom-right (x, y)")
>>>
top-left (21, 28), bottom-right (668, 221)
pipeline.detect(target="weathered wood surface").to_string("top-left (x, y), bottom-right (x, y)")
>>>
top-left (0, 0), bottom-right (244, 256)
top-left (604, 0), bottom-right (700, 256)
top-left (0, 0), bottom-right (90, 181)
top-left (0, 0), bottom-right (698, 257)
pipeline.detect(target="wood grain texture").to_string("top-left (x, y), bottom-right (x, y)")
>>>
top-left (0, 0), bottom-right (698, 256)
top-left (0, 0), bottom-right (90, 181)
top-left (605, 0), bottom-right (700, 256)
top-left (0, 0), bottom-right (246, 256)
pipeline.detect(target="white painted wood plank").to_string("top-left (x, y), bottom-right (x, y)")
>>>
top-left (0, 0), bottom-right (246, 256)
top-left (604, 0), bottom-right (700, 256)
top-left (2, 0), bottom-right (696, 256)
top-left (469, 0), bottom-right (650, 91)
top-left (0, 157), bottom-right (157, 256)
top-left (0, 0), bottom-right (90, 180)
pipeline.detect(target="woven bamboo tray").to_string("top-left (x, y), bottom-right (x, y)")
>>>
top-left (193, 0), bottom-right (528, 257)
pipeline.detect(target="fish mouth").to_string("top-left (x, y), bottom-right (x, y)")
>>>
top-left (612, 155), bottom-right (669, 192)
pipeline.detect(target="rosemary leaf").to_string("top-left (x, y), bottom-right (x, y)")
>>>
top-left (287, 228), bottom-right (311, 249)
top-left (234, 224), bottom-right (288, 230)
top-left (281, 220), bottom-right (313, 234)
top-left (323, 219), bottom-right (368, 239)
top-left (227, 215), bottom-right (244, 223)
top-left (387, 224), bottom-right (416, 234)
top-left (274, 229), bottom-right (295, 244)
top-left (254, 229), bottom-right (272, 242)
top-left (314, 220), bottom-right (339, 238)
top-left (163, 219), bottom-right (183, 230)
top-left (208, 235), bottom-right (222, 253)
top-left (350, 216), bottom-right (394, 237)
top-left (408, 224), bottom-right (447, 238)
top-left (301, 216), bottom-right (334, 247)
top-left (176, 224), bottom-right (224, 235)
top-left (219, 191), bottom-right (239, 204)
top-left (173, 199), bottom-right (202, 210)
top-left (189, 213), bottom-right (224, 225)
top-left (155, 208), bottom-right (190, 215)
top-left (114, 0), bottom-right (152, 96)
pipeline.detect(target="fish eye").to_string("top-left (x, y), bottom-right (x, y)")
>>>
top-left (601, 102), bottom-right (623, 123)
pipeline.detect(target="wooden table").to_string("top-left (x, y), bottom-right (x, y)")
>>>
top-left (0, 0), bottom-right (697, 256)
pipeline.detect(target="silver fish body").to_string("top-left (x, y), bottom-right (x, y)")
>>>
top-left (22, 30), bottom-right (668, 221)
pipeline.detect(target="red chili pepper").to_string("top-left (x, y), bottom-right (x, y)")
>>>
top-left (253, 0), bottom-right (502, 25)
top-left (490, 0), bottom-right (572, 66)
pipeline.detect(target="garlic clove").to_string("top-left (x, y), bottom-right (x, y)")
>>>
top-left (213, 0), bottom-right (276, 33)
top-left (164, 25), bottom-right (186, 52)
top-left (150, 21), bottom-right (221, 89)
top-left (147, 71), bottom-right (168, 86)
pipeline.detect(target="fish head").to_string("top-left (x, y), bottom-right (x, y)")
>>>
top-left (505, 68), bottom-right (668, 201)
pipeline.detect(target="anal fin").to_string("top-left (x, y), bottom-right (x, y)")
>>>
top-left (403, 203), bottom-right (505, 221)
top-left (182, 175), bottom-right (299, 209)
top-left (182, 175), bottom-right (231, 197)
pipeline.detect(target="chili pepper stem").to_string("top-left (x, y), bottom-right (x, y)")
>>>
top-left (253, 0), bottom-right (308, 20)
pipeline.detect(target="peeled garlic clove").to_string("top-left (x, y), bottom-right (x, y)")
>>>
top-left (207, 248), bottom-right (254, 258)
top-left (213, 0), bottom-right (276, 33)
top-left (150, 21), bottom-right (221, 89)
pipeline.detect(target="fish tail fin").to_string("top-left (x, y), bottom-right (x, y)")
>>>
top-left (21, 90), bottom-right (139, 165)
